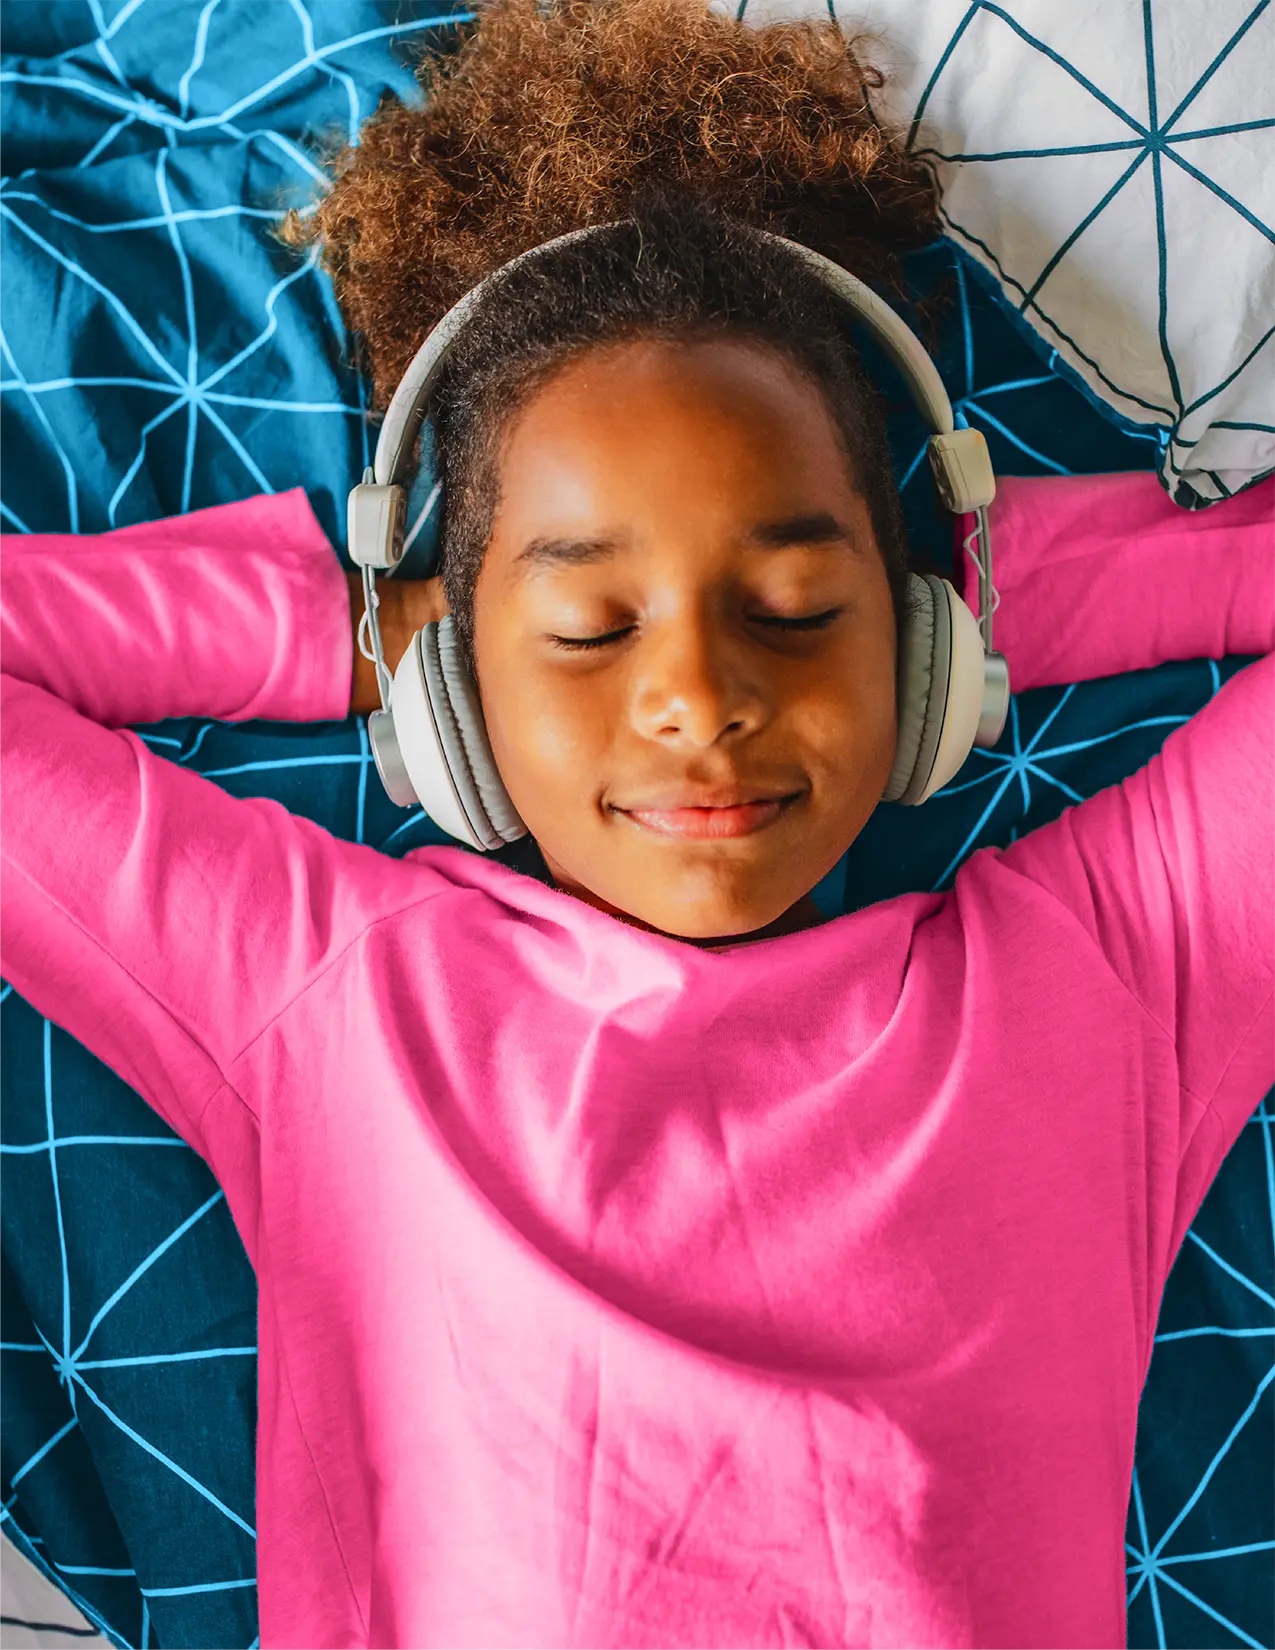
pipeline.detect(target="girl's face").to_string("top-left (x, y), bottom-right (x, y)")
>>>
top-left (439, 335), bottom-right (900, 943)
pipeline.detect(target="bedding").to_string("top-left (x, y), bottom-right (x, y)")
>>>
top-left (0, 4), bottom-right (1271, 1649)
top-left (732, 0), bottom-right (1275, 508)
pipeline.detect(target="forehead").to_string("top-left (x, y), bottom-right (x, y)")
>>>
top-left (488, 335), bottom-right (864, 554)
top-left (509, 332), bottom-right (845, 450)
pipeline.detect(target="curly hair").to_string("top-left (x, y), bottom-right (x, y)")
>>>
top-left (282, 0), bottom-right (941, 679)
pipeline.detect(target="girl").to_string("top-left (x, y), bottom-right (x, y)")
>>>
top-left (2, 1), bottom-right (1271, 1645)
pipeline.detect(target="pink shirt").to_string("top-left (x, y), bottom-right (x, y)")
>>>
top-left (2, 473), bottom-right (1272, 1649)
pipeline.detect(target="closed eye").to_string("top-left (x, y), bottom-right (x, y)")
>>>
top-left (549, 608), bottom-right (845, 652)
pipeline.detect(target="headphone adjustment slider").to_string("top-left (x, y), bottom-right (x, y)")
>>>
top-left (928, 428), bottom-right (996, 514)
top-left (348, 482), bottom-right (407, 572)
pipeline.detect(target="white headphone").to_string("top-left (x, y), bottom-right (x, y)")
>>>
top-left (347, 222), bottom-right (1010, 852)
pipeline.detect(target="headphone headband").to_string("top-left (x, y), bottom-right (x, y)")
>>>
top-left (373, 220), bottom-right (959, 488)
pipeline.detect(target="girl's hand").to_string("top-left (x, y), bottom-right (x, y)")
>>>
top-left (346, 573), bottom-right (449, 717)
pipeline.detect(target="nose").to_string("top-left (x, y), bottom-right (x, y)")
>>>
top-left (626, 607), bottom-right (771, 748)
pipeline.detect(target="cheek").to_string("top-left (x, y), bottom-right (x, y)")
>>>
top-left (471, 604), bottom-right (613, 824)
top-left (482, 667), bottom-right (608, 798)
top-left (802, 639), bottom-right (898, 758)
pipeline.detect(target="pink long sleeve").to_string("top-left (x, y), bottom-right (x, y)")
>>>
top-left (0, 490), bottom-right (439, 1167)
top-left (967, 473), bottom-right (1275, 1251)
top-left (1, 490), bottom-right (354, 727)
top-left (962, 470), bottom-right (1275, 688)
top-left (1003, 652), bottom-right (1273, 1235)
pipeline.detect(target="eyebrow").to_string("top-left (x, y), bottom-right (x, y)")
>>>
top-left (746, 512), bottom-right (863, 553)
top-left (513, 512), bottom-right (864, 574)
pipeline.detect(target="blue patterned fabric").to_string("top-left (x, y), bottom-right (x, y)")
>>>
top-left (0, 5), bottom-right (1271, 1648)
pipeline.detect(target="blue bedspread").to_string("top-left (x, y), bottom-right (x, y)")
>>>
top-left (1, 4), bottom-right (1271, 1647)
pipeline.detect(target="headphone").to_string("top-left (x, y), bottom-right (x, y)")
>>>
top-left (347, 222), bottom-right (1010, 852)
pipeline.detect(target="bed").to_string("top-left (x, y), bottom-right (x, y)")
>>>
top-left (1, 4), bottom-right (1271, 1647)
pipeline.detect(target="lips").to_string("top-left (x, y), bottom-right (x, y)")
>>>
top-left (618, 792), bottom-right (803, 840)
top-left (617, 786), bottom-right (803, 811)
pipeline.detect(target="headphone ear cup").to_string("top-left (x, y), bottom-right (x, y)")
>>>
top-left (883, 573), bottom-right (945, 805)
top-left (390, 616), bottom-right (528, 851)
top-left (883, 573), bottom-right (987, 807)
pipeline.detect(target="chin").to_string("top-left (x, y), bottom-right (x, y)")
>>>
top-left (540, 841), bottom-right (805, 941)
top-left (641, 893), bottom-right (795, 943)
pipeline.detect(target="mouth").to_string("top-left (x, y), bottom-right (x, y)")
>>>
top-left (616, 792), bottom-right (805, 840)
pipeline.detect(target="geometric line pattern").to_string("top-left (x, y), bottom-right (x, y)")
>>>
top-left (2, 5), bottom-right (1271, 1648)
top-left (897, 0), bottom-right (1273, 508)
top-left (0, 0), bottom-right (471, 541)
top-left (793, 0), bottom-right (1275, 506)
top-left (902, 0), bottom-right (1275, 505)
top-left (902, 0), bottom-right (1275, 508)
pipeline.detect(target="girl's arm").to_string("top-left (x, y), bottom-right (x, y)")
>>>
top-left (964, 471), bottom-right (1274, 689)
top-left (972, 473), bottom-right (1274, 1249)
top-left (0, 490), bottom-right (443, 1168)
top-left (3, 490), bottom-right (355, 726)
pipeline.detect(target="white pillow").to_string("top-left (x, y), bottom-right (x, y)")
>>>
top-left (720, 0), bottom-right (1275, 506)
